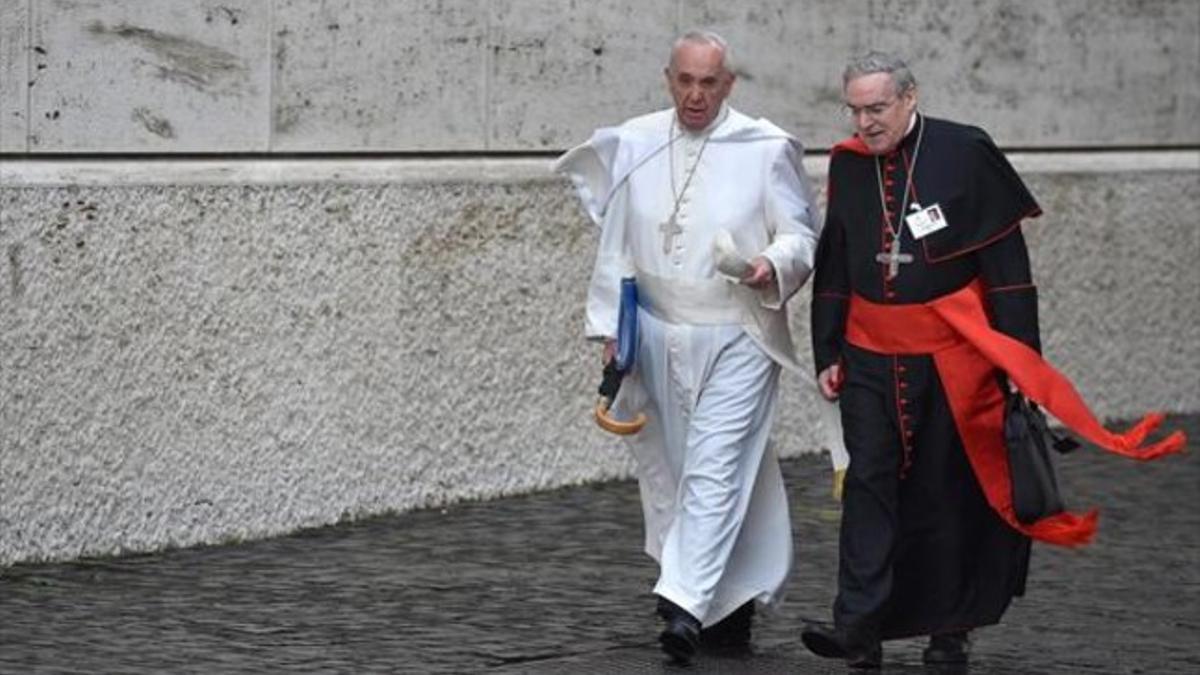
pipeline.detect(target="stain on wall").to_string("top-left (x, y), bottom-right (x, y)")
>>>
top-left (86, 21), bottom-right (246, 94)
top-left (131, 107), bottom-right (175, 139)
top-left (6, 243), bottom-right (25, 299)
top-left (18, 2), bottom-right (270, 152)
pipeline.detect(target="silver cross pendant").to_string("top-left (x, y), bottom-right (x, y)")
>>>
top-left (875, 237), bottom-right (914, 279)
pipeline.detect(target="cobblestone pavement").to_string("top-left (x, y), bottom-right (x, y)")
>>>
top-left (2, 416), bottom-right (1197, 674)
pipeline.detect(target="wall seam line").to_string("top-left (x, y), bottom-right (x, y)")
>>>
top-left (484, 0), bottom-right (493, 152)
top-left (266, 0), bottom-right (275, 152)
top-left (25, 0), bottom-right (33, 152)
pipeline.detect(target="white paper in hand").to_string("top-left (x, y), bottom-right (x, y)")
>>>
top-left (713, 229), bottom-right (751, 280)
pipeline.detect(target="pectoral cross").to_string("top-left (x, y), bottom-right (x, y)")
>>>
top-left (659, 217), bottom-right (683, 255)
top-left (875, 237), bottom-right (913, 279)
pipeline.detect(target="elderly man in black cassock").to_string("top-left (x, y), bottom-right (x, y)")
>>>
top-left (801, 52), bottom-right (1184, 669)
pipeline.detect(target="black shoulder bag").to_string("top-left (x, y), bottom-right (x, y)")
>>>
top-left (1004, 390), bottom-right (1079, 524)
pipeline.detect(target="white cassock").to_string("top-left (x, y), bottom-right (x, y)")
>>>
top-left (555, 104), bottom-right (822, 625)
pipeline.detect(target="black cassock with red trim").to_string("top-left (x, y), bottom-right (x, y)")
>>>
top-left (811, 114), bottom-right (1183, 641)
top-left (810, 114), bottom-right (1046, 640)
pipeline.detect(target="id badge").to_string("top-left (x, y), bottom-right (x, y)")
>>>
top-left (906, 203), bottom-right (949, 239)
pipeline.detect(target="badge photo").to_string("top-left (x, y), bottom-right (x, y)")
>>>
top-left (906, 202), bottom-right (949, 239)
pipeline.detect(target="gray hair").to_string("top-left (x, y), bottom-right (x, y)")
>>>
top-left (843, 51), bottom-right (917, 94)
top-left (668, 30), bottom-right (735, 74)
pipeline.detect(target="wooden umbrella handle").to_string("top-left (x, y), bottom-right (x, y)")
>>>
top-left (594, 398), bottom-right (647, 435)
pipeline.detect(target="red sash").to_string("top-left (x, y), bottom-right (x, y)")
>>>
top-left (845, 281), bottom-right (1186, 546)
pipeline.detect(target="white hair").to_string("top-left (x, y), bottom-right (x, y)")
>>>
top-left (843, 50), bottom-right (917, 94)
top-left (668, 30), bottom-right (735, 73)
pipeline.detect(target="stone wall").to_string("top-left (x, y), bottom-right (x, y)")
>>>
top-left (1, 0), bottom-right (1196, 153)
top-left (1, 1), bottom-right (1197, 565)
top-left (2, 153), bottom-right (1197, 565)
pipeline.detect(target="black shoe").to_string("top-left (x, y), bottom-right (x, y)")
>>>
top-left (800, 622), bottom-right (882, 669)
top-left (923, 631), bottom-right (970, 665)
top-left (660, 613), bottom-right (700, 664)
top-left (700, 602), bottom-right (754, 653)
top-left (656, 597), bottom-right (700, 664)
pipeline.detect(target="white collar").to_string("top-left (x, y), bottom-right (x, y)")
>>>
top-left (905, 111), bottom-right (918, 135)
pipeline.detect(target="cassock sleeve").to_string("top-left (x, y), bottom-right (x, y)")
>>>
top-left (978, 226), bottom-right (1042, 353)
top-left (759, 139), bottom-right (821, 309)
top-left (810, 178), bottom-right (850, 375)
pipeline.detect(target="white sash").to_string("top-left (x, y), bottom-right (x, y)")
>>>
top-left (636, 271), bottom-right (750, 325)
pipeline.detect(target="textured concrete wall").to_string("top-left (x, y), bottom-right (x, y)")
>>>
top-left (2, 154), bottom-right (1198, 565)
top-left (2, 0), bottom-right (1197, 566)
top-left (1, 0), bottom-right (1197, 153)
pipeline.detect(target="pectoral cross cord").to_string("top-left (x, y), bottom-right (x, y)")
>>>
top-left (874, 115), bottom-right (926, 281)
top-left (660, 121), bottom-right (712, 255)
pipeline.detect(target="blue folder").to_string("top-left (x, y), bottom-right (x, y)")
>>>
top-left (615, 277), bottom-right (638, 372)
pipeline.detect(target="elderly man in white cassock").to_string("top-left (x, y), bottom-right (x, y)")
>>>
top-left (555, 31), bottom-right (821, 664)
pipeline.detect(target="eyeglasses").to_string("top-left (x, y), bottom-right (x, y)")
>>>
top-left (843, 97), bottom-right (900, 119)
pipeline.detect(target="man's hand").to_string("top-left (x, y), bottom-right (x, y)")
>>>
top-left (741, 255), bottom-right (776, 289)
top-left (602, 339), bottom-right (617, 365)
top-left (817, 363), bottom-right (842, 401)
